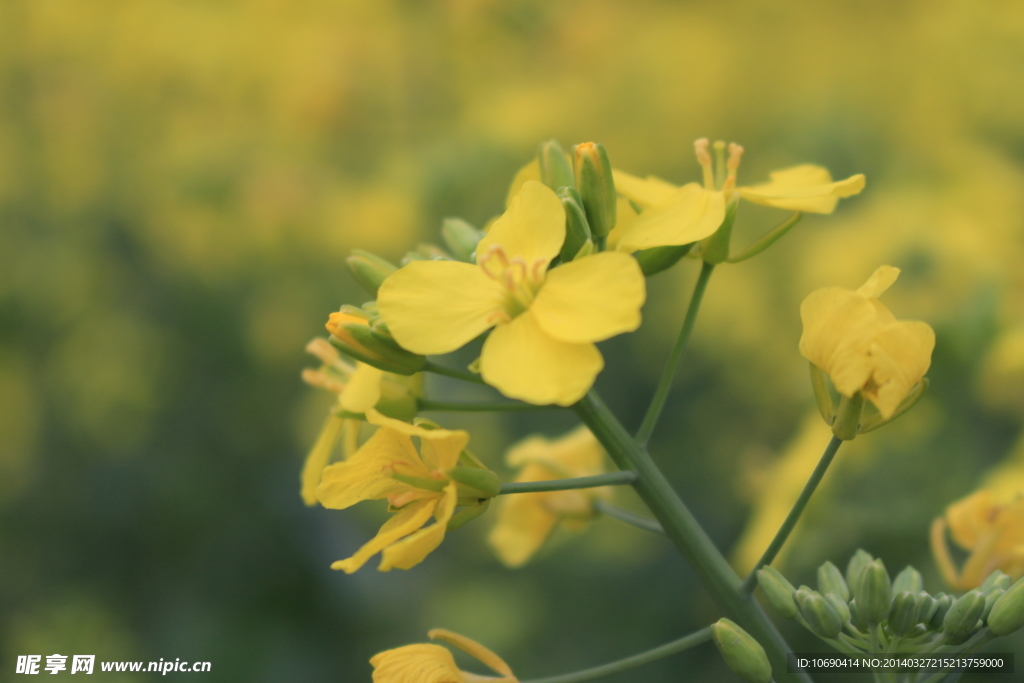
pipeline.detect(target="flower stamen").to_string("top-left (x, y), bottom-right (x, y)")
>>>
top-left (694, 138), bottom-right (714, 189)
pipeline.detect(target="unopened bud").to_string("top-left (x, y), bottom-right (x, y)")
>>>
top-left (988, 577), bottom-right (1024, 636)
top-left (888, 591), bottom-right (920, 636)
top-left (346, 250), bottom-right (397, 296)
top-left (943, 590), bottom-right (985, 643)
top-left (711, 619), bottom-right (772, 683)
top-left (538, 140), bottom-right (575, 191)
top-left (441, 218), bottom-right (483, 262)
top-left (757, 566), bottom-right (797, 619)
top-left (634, 243), bottom-right (694, 277)
top-left (892, 566), bottom-right (924, 594)
top-left (572, 142), bottom-right (616, 240)
top-left (981, 570), bottom-right (1011, 593)
top-left (818, 561), bottom-right (850, 602)
top-left (916, 592), bottom-right (939, 625)
top-left (447, 466), bottom-right (501, 499)
top-left (983, 588), bottom-right (1004, 622)
top-left (557, 187), bottom-right (592, 262)
top-left (825, 593), bottom-right (851, 624)
top-left (846, 549), bottom-right (874, 589)
top-left (853, 559), bottom-right (891, 624)
top-left (326, 311), bottom-right (426, 375)
top-left (929, 594), bottom-right (954, 631)
top-left (798, 591), bottom-right (843, 639)
top-left (849, 598), bottom-right (868, 632)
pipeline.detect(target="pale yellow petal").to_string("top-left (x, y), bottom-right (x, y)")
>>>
top-left (506, 426), bottom-right (605, 477)
top-left (488, 489), bottom-right (558, 568)
top-left (317, 426), bottom-right (424, 509)
top-left (366, 409), bottom-right (469, 472)
top-left (798, 287), bottom-right (884, 397)
top-left (332, 499), bottom-right (435, 573)
top-left (612, 170), bottom-right (680, 208)
top-left (738, 164), bottom-right (866, 214)
top-left (428, 629), bottom-right (515, 678)
top-left (861, 320), bottom-right (935, 419)
top-left (856, 265), bottom-right (901, 299)
top-left (505, 158), bottom-right (541, 208)
top-left (370, 644), bottom-right (462, 683)
top-left (378, 260), bottom-right (507, 355)
top-left (300, 415), bottom-right (345, 506)
top-left (379, 483), bottom-right (458, 571)
top-left (607, 199), bottom-right (637, 251)
top-left (614, 183), bottom-right (725, 253)
top-left (340, 363), bottom-right (384, 413)
top-left (477, 180), bottom-right (565, 265)
top-left (480, 311), bottom-right (603, 406)
top-left (531, 252), bottom-right (645, 344)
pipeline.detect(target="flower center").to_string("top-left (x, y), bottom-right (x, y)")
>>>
top-left (694, 138), bottom-right (744, 193)
top-left (477, 244), bottom-right (547, 321)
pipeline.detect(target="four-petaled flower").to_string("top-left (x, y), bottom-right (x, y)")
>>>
top-left (371, 629), bottom-right (517, 683)
top-left (378, 180), bottom-right (646, 406)
top-left (799, 265), bottom-right (935, 420)
top-left (931, 490), bottom-right (1024, 590)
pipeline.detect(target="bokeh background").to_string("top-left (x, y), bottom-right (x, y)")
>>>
top-left (3, 0), bottom-right (1024, 680)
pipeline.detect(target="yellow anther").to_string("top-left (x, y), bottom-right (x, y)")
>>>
top-left (301, 368), bottom-right (346, 394)
top-left (723, 143), bottom-right (745, 192)
top-left (694, 138), bottom-right (714, 189)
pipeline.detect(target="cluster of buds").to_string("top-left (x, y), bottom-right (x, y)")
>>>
top-left (758, 550), bottom-right (1024, 657)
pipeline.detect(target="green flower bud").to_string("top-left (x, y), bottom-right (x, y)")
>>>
top-left (852, 559), bottom-right (892, 624)
top-left (826, 593), bottom-right (851, 624)
top-left (757, 566), bottom-right (798, 619)
top-left (892, 566), bottom-right (924, 594)
top-left (983, 588), bottom-right (1004, 622)
top-left (446, 466), bottom-right (501, 499)
top-left (929, 594), bottom-right (954, 631)
top-left (849, 598), bottom-right (869, 632)
top-left (327, 312), bottom-right (426, 375)
top-left (981, 570), bottom-right (1011, 593)
top-left (440, 217), bottom-right (483, 262)
top-left (711, 618), bottom-right (772, 683)
top-left (797, 591), bottom-right (844, 639)
top-left (538, 140), bottom-right (575, 191)
top-left (916, 592), bottom-right (939, 625)
top-left (633, 243), bottom-right (694, 277)
top-left (346, 250), bottom-right (397, 296)
top-left (571, 142), bottom-right (616, 240)
top-left (846, 549), bottom-right (874, 589)
top-left (557, 187), bottom-right (592, 263)
top-left (942, 590), bottom-right (985, 643)
top-left (888, 591), bottom-right (920, 636)
top-left (988, 576), bottom-right (1024, 636)
top-left (818, 561), bottom-right (851, 602)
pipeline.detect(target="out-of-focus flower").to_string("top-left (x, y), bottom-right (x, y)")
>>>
top-left (978, 326), bottom-right (1024, 414)
top-left (612, 139), bottom-right (865, 253)
top-left (488, 426), bottom-right (610, 567)
top-left (371, 629), bottom-right (516, 683)
top-left (931, 490), bottom-right (1024, 590)
top-left (800, 265), bottom-right (934, 420)
top-left (378, 181), bottom-right (645, 406)
top-left (316, 411), bottom-right (472, 573)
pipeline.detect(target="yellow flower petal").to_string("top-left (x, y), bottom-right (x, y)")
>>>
top-left (530, 252), bottom-right (645, 344)
top-left (861, 320), bottom-right (935, 419)
top-left (477, 180), bottom-right (565, 265)
top-left (428, 629), bottom-right (515, 678)
top-left (479, 311), bottom-right (603, 406)
top-left (738, 164), bottom-right (866, 214)
top-left (506, 425), bottom-right (605, 476)
top-left (378, 260), bottom-right (507, 355)
top-left (332, 499), bottom-right (435, 573)
top-left (317, 426), bottom-right (425, 509)
top-left (505, 158), bottom-right (541, 208)
top-left (487, 468), bottom-right (559, 568)
top-left (340, 363), bottom-right (384, 413)
top-left (612, 170), bottom-right (680, 208)
top-left (856, 265), bottom-right (900, 299)
top-left (300, 415), bottom-right (345, 506)
top-left (379, 483), bottom-right (457, 571)
top-left (370, 643), bottom-right (462, 683)
top-left (366, 410), bottom-right (469, 472)
top-left (614, 183), bottom-right (725, 253)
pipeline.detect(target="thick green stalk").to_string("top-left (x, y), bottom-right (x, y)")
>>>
top-left (740, 435), bottom-right (843, 593)
top-left (635, 261), bottom-right (715, 446)
top-left (574, 391), bottom-right (812, 683)
top-left (521, 626), bottom-right (713, 683)
top-left (499, 472), bottom-right (637, 495)
top-left (417, 398), bottom-right (551, 412)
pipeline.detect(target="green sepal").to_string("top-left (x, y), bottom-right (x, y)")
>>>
top-left (557, 186), bottom-right (592, 262)
top-left (447, 466), bottom-right (501, 498)
top-left (346, 250), bottom-right (398, 296)
top-left (572, 239), bottom-right (595, 261)
top-left (572, 142), bottom-right (616, 240)
top-left (858, 379), bottom-right (929, 434)
top-left (441, 218), bottom-right (483, 262)
top-left (390, 472), bottom-right (448, 493)
top-left (634, 243), bottom-right (694, 277)
top-left (538, 140), bottom-right (575, 191)
top-left (809, 363), bottom-right (836, 425)
top-left (832, 392), bottom-right (864, 441)
top-left (458, 448), bottom-right (488, 469)
top-left (341, 323), bottom-right (426, 375)
top-left (446, 499), bottom-right (491, 531)
top-left (700, 195), bottom-right (740, 265)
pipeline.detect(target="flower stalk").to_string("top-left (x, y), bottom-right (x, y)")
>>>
top-left (498, 471), bottom-right (637, 495)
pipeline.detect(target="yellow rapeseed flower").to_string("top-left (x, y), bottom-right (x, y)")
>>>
top-left (931, 490), bottom-right (1024, 590)
top-left (378, 180), bottom-right (646, 406)
top-left (316, 411), bottom-right (470, 573)
top-left (799, 266), bottom-right (935, 420)
top-left (488, 426), bottom-right (610, 567)
top-left (371, 629), bottom-right (516, 683)
top-left (612, 139), bottom-right (865, 253)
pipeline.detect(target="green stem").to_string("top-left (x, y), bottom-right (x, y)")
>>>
top-left (726, 212), bottom-right (803, 264)
top-left (740, 436), bottom-right (843, 593)
top-left (417, 398), bottom-right (551, 412)
top-left (635, 261), bottom-right (715, 446)
top-left (521, 626), bottom-right (713, 683)
top-left (423, 360), bottom-right (486, 385)
top-left (574, 391), bottom-right (812, 683)
top-left (593, 499), bottom-right (666, 536)
top-left (499, 471), bottom-right (637, 495)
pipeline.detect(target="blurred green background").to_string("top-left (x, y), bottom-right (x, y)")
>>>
top-left (2, 0), bottom-right (1024, 680)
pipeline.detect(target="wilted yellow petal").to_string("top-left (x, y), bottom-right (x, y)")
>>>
top-left (615, 183), bottom-right (725, 253)
top-left (300, 415), bottom-right (345, 506)
top-left (428, 629), bottom-right (515, 678)
top-left (378, 260), bottom-right (507, 355)
top-left (370, 643), bottom-right (462, 683)
top-left (340, 363), bottom-right (384, 413)
top-left (612, 170), bottom-right (680, 208)
top-left (379, 483), bottom-right (457, 571)
top-left (332, 499), bottom-right (435, 573)
top-left (480, 311), bottom-right (603, 406)
top-left (505, 158), bottom-right (541, 208)
top-left (478, 180), bottom-right (565, 265)
top-left (317, 426), bottom-right (424, 509)
top-left (530, 252), bottom-right (645, 344)
top-left (738, 164), bottom-right (865, 214)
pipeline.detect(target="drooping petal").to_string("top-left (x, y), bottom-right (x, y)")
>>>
top-left (317, 426), bottom-right (425, 509)
top-left (530, 252), bottom-right (645, 344)
top-left (370, 644), bottom-right (463, 683)
top-left (428, 629), bottom-right (515, 678)
top-left (614, 183), bottom-right (725, 253)
top-left (488, 463), bottom-right (559, 568)
top-left (738, 164), bottom-right (866, 214)
top-left (378, 260), bottom-right (507, 355)
top-left (861, 320), bottom-right (935, 418)
top-left (480, 311), bottom-right (603, 406)
top-left (477, 180), bottom-right (565, 265)
top-left (366, 410), bottom-right (469, 472)
top-left (300, 415), bottom-right (345, 506)
top-left (340, 363), bottom-right (384, 413)
top-left (612, 170), bottom-right (680, 208)
top-left (379, 483), bottom-right (457, 571)
top-left (332, 499), bottom-right (435, 573)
